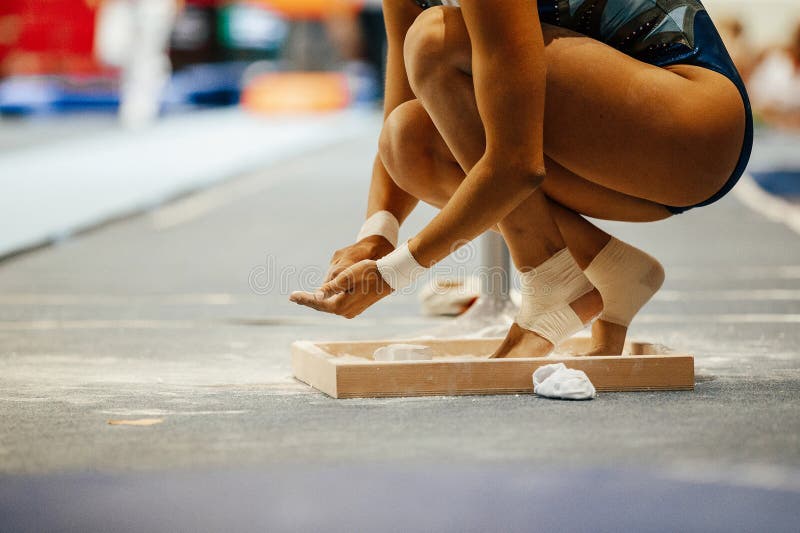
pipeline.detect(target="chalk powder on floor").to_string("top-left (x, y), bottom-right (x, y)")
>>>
top-left (107, 419), bottom-right (164, 426)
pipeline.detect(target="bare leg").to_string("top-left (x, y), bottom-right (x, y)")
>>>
top-left (388, 6), bottom-right (744, 355)
top-left (381, 100), bottom-right (657, 355)
top-left (494, 189), bottom-right (603, 357)
top-left (546, 201), bottom-right (633, 355)
top-left (544, 200), bottom-right (611, 269)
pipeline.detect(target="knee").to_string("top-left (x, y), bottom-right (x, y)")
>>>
top-left (379, 100), bottom-right (435, 192)
top-left (404, 7), bottom-right (451, 94)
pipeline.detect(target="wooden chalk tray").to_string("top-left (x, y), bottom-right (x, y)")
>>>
top-left (291, 337), bottom-right (694, 399)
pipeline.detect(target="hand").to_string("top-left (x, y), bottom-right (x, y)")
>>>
top-left (324, 235), bottom-right (395, 284)
top-left (290, 260), bottom-right (393, 319)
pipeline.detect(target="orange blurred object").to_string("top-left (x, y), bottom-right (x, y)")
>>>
top-left (242, 72), bottom-right (351, 114)
top-left (257, 0), bottom-right (364, 20)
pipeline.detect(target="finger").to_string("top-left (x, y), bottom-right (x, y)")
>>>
top-left (289, 290), bottom-right (335, 313)
top-left (292, 291), bottom-right (350, 316)
top-left (320, 269), bottom-right (356, 298)
top-left (335, 287), bottom-right (385, 319)
top-left (289, 290), bottom-right (324, 303)
top-left (291, 295), bottom-right (334, 314)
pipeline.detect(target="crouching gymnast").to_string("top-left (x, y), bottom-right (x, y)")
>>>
top-left (291, 0), bottom-right (753, 357)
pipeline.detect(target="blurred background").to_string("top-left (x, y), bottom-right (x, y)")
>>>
top-left (0, 0), bottom-right (389, 256)
top-left (0, 0), bottom-right (798, 256)
top-left (0, 0), bottom-right (385, 120)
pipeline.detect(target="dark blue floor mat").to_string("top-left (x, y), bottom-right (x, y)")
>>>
top-left (1, 465), bottom-right (798, 533)
top-left (752, 170), bottom-right (800, 198)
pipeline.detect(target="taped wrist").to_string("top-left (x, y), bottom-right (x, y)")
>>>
top-left (584, 237), bottom-right (665, 327)
top-left (516, 248), bottom-right (595, 345)
top-left (376, 242), bottom-right (427, 291)
top-left (357, 211), bottom-right (399, 248)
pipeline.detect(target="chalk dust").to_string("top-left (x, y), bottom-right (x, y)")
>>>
top-left (107, 418), bottom-right (164, 426)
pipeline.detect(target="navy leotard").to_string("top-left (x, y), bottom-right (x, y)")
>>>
top-left (412, 0), bottom-right (753, 214)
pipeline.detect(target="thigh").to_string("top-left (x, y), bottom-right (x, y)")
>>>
top-left (410, 8), bottom-right (746, 208)
top-left (540, 158), bottom-right (672, 222)
top-left (540, 26), bottom-right (746, 207)
top-left (402, 99), bottom-right (672, 222)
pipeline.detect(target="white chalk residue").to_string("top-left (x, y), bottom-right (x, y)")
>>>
top-left (470, 324), bottom-right (511, 338)
top-left (373, 344), bottom-right (434, 362)
top-left (410, 294), bottom-right (518, 340)
top-left (332, 352), bottom-right (503, 364)
top-left (533, 363), bottom-right (596, 400)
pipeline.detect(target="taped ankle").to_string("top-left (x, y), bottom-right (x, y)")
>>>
top-left (516, 248), bottom-right (595, 345)
top-left (584, 237), bottom-right (665, 327)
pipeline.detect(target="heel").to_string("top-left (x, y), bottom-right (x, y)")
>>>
top-left (584, 238), bottom-right (664, 327)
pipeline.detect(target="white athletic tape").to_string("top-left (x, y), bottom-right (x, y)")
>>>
top-left (356, 210), bottom-right (400, 247)
top-left (376, 242), bottom-right (427, 291)
top-left (528, 306), bottom-right (585, 345)
top-left (584, 237), bottom-right (665, 327)
top-left (516, 248), bottom-right (594, 345)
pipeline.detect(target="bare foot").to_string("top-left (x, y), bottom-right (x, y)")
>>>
top-left (583, 319), bottom-right (627, 356)
top-left (491, 323), bottom-right (554, 358)
top-left (490, 288), bottom-right (603, 358)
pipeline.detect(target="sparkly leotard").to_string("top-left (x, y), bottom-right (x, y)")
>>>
top-left (413, 0), bottom-right (753, 214)
top-left (418, 0), bottom-right (706, 65)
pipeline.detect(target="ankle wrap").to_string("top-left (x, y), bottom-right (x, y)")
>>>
top-left (584, 238), bottom-right (665, 327)
top-left (516, 248), bottom-right (595, 345)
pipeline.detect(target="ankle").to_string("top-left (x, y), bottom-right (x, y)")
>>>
top-left (516, 248), bottom-right (596, 346)
top-left (569, 288), bottom-right (603, 322)
top-left (584, 238), bottom-right (664, 327)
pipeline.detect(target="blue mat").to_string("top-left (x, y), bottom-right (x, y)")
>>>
top-left (1, 465), bottom-right (798, 532)
top-left (751, 170), bottom-right (800, 197)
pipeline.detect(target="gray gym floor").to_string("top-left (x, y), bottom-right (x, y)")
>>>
top-left (1, 123), bottom-right (798, 531)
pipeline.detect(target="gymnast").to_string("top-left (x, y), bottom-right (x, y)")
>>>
top-left (291, 0), bottom-right (753, 357)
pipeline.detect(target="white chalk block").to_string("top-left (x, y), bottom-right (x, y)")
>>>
top-left (373, 344), bottom-right (434, 362)
top-left (533, 363), bottom-right (596, 400)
